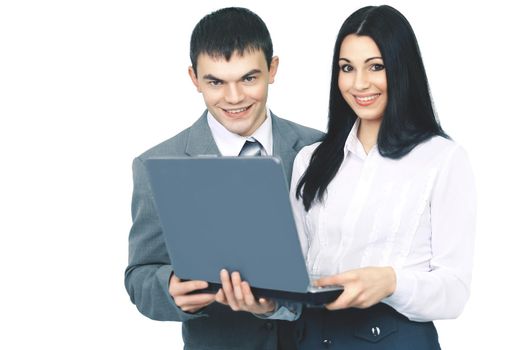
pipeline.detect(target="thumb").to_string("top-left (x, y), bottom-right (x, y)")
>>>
top-left (314, 275), bottom-right (340, 287)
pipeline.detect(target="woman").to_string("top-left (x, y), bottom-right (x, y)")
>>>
top-left (288, 4), bottom-right (476, 349)
top-left (217, 5), bottom-right (475, 349)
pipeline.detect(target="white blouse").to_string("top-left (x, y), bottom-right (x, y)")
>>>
top-left (290, 121), bottom-right (476, 322)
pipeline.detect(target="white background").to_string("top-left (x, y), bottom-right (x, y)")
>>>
top-left (1, 0), bottom-right (523, 349)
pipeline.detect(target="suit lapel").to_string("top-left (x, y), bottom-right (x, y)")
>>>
top-left (185, 111), bottom-right (221, 156)
top-left (184, 111), bottom-right (301, 183)
top-left (271, 113), bottom-right (301, 183)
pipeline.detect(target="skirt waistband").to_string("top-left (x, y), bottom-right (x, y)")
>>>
top-left (295, 303), bottom-right (440, 349)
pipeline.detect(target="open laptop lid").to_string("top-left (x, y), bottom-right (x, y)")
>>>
top-left (145, 157), bottom-right (342, 304)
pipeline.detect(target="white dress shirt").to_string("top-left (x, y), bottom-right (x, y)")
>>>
top-left (289, 120), bottom-right (476, 322)
top-left (207, 110), bottom-right (273, 156)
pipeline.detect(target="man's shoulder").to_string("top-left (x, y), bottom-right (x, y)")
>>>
top-left (135, 111), bottom-right (211, 160)
top-left (136, 125), bottom-right (192, 160)
top-left (273, 114), bottom-right (325, 144)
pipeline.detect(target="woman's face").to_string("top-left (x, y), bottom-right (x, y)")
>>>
top-left (338, 34), bottom-right (387, 122)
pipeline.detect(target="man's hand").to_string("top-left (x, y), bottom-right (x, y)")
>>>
top-left (169, 273), bottom-right (216, 313)
top-left (315, 266), bottom-right (396, 310)
top-left (215, 269), bottom-right (276, 315)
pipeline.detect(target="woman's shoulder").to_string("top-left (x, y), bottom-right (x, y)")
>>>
top-left (417, 135), bottom-right (466, 156)
top-left (296, 141), bottom-right (322, 160)
top-left (291, 141), bottom-right (322, 172)
top-left (414, 136), bottom-right (471, 170)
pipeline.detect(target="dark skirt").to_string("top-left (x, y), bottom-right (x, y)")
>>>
top-left (293, 303), bottom-right (440, 350)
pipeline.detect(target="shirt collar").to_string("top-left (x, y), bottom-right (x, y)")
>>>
top-left (207, 108), bottom-right (273, 156)
top-left (344, 119), bottom-right (372, 160)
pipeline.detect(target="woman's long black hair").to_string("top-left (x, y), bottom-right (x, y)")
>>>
top-left (297, 5), bottom-right (448, 211)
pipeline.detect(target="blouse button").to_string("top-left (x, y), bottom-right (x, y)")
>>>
top-left (321, 338), bottom-right (332, 347)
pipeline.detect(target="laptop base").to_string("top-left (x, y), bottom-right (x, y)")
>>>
top-left (185, 281), bottom-right (343, 306)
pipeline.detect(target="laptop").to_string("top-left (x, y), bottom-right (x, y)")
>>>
top-left (145, 156), bottom-right (343, 305)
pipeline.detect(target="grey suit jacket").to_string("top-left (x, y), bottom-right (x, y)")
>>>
top-left (125, 111), bottom-right (323, 350)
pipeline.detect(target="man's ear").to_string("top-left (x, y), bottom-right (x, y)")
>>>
top-left (188, 66), bottom-right (201, 92)
top-left (268, 56), bottom-right (279, 84)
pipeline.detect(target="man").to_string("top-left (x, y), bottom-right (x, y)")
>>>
top-left (124, 7), bottom-right (323, 350)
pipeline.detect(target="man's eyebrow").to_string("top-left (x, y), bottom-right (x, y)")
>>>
top-left (241, 69), bottom-right (261, 79)
top-left (202, 70), bottom-right (261, 82)
top-left (203, 74), bottom-right (222, 81)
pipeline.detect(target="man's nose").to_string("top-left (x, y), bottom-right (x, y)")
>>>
top-left (224, 83), bottom-right (244, 104)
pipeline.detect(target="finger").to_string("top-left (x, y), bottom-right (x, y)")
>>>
top-left (182, 297), bottom-right (215, 314)
top-left (220, 269), bottom-right (234, 296)
top-left (171, 279), bottom-right (209, 297)
top-left (315, 275), bottom-right (340, 287)
top-left (325, 297), bottom-right (347, 310)
top-left (258, 298), bottom-right (270, 307)
top-left (325, 288), bottom-right (357, 310)
top-left (175, 293), bottom-right (216, 306)
top-left (168, 274), bottom-right (180, 295)
top-left (324, 300), bottom-right (338, 310)
top-left (220, 269), bottom-right (239, 310)
top-left (184, 306), bottom-right (201, 313)
top-left (241, 281), bottom-right (256, 306)
top-left (215, 288), bottom-right (227, 305)
top-left (170, 273), bottom-right (181, 283)
top-left (175, 293), bottom-right (216, 310)
top-left (231, 272), bottom-right (244, 302)
top-left (258, 298), bottom-right (276, 314)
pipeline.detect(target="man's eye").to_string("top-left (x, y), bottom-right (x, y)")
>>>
top-left (340, 64), bottom-right (353, 72)
top-left (244, 76), bottom-right (256, 82)
top-left (209, 80), bottom-right (222, 86)
top-left (371, 64), bottom-right (385, 71)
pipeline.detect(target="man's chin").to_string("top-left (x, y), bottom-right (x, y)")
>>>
top-left (224, 123), bottom-right (253, 137)
top-left (215, 112), bottom-right (265, 136)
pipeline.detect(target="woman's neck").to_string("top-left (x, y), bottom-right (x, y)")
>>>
top-left (357, 118), bottom-right (382, 154)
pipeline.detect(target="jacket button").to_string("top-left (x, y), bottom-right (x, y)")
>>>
top-left (265, 321), bottom-right (274, 331)
top-left (371, 326), bottom-right (381, 336)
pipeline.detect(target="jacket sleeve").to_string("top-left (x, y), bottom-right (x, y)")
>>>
top-left (124, 157), bottom-right (208, 322)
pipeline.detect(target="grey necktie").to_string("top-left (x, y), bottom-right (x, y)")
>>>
top-left (239, 138), bottom-right (263, 156)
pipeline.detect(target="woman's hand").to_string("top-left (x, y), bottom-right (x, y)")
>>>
top-left (215, 269), bottom-right (276, 315)
top-left (315, 266), bottom-right (396, 310)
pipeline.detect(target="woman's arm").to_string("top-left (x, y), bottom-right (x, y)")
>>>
top-left (382, 146), bottom-right (476, 321)
top-left (316, 146), bottom-right (476, 322)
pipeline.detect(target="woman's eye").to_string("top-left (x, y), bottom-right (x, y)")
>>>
top-left (341, 64), bottom-right (353, 72)
top-left (371, 64), bottom-right (385, 71)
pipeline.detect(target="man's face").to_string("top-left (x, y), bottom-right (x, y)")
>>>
top-left (189, 50), bottom-right (279, 137)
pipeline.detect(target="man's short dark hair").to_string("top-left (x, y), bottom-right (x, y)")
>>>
top-left (190, 7), bottom-right (273, 76)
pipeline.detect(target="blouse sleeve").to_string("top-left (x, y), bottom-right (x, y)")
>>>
top-left (383, 145), bottom-right (477, 321)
